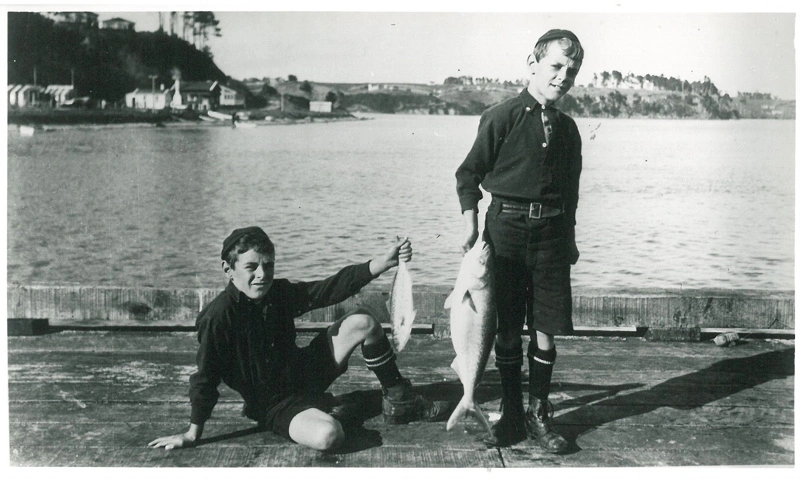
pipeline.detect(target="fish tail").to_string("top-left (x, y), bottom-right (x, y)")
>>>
top-left (446, 397), bottom-right (470, 431)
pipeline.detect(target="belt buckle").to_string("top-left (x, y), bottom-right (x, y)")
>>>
top-left (528, 203), bottom-right (542, 219)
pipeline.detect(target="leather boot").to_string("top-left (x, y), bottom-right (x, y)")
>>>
top-left (382, 378), bottom-right (450, 424)
top-left (484, 363), bottom-right (526, 447)
top-left (524, 397), bottom-right (568, 453)
top-left (483, 400), bottom-right (527, 447)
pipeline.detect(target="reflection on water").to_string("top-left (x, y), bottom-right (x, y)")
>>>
top-left (6, 116), bottom-right (795, 292)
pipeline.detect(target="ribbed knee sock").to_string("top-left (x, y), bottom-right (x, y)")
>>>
top-left (528, 344), bottom-right (557, 403)
top-left (362, 335), bottom-right (403, 388)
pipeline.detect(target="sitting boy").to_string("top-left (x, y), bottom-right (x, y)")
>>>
top-left (149, 226), bottom-right (447, 451)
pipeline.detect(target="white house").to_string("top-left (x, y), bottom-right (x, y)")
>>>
top-left (309, 101), bottom-right (332, 113)
top-left (125, 86), bottom-right (173, 110)
top-left (102, 17), bottom-right (135, 31)
top-left (13, 85), bottom-right (44, 107)
top-left (44, 84), bottom-right (76, 106)
top-left (8, 85), bottom-right (22, 106)
top-left (219, 85), bottom-right (245, 107)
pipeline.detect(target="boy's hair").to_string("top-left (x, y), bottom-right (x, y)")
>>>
top-left (532, 29), bottom-right (584, 63)
top-left (221, 226), bottom-right (275, 268)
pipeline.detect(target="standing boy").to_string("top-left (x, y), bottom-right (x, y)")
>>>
top-left (455, 29), bottom-right (584, 453)
top-left (149, 226), bottom-right (447, 452)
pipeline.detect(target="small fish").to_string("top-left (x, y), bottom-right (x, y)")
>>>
top-left (389, 257), bottom-right (416, 352)
top-left (445, 240), bottom-right (496, 434)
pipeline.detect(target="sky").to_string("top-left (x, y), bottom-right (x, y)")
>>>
top-left (67, 2), bottom-right (797, 100)
top-left (5, 3), bottom-right (800, 99)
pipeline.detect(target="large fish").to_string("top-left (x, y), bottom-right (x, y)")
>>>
top-left (445, 240), bottom-right (496, 434)
top-left (389, 259), bottom-right (416, 352)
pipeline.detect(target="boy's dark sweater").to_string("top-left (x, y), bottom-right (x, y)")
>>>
top-left (188, 262), bottom-right (375, 425)
top-left (455, 89), bottom-right (582, 226)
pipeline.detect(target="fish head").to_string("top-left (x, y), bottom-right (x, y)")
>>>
top-left (461, 240), bottom-right (493, 288)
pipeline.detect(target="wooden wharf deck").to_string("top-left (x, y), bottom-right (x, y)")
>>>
top-left (6, 329), bottom-right (795, 469)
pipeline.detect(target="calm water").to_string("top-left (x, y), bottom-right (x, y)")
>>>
top-left (6, 116), bottom-right (795, 292)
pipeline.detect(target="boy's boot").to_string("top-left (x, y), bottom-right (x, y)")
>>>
top-left (484, 345), bottom-right (527, 447)
top-left (382, 378), bottom-right (450, 424)
top-left (525, 346), bottom-right (568, 454)
top-left (363, 335), bottom-right (449, 424)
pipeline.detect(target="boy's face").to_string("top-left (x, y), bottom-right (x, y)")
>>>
top-left (528, 42), bottom-right (582, 105)
top-left (223, 249), bottom-right (275, 301)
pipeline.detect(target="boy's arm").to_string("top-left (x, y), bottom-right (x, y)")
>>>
top-left (149, 311), bottom-right (223, 449)
top-left (455, 112), bottom-right (498, 214)
top-left (456, 111), bottom-right (501, 252)
top-left (287, 238), bottom-right (412, 317)
top-left (460, 209), bottom-right (479, 253)
top-left (565, 123), bottom-right (583, 264)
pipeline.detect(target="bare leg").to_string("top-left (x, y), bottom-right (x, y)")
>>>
top-left (327, 313), bottom-right (384, 369)
top-left (288, 408), bottom-right (344, 451)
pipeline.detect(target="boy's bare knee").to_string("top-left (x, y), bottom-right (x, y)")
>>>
top-left (311, 421), bottom-right (345, 451)
top-left (342, 313), bottom-right (382, 341)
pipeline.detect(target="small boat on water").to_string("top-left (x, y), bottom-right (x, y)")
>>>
top-left (19, 125), bottom-right (35, 137)
top-left (207, 110), bottom-right (232, 121)
top-left (234, 121), bottom-right (256, 129)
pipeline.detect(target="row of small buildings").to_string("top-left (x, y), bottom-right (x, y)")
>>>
top-left (8, 84), bottom-right (76, 107)
top-left (124, 79), bottom-right (245, 111)
top-left (7, 79), bottom-right (247, 111)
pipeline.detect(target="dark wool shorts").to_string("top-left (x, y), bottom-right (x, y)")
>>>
top-left (484, 197), bottom-right (574, 336)
top-left (261, 305), bottom-right (383, 440)
top-left (262, 331), bottom-right (345, 440)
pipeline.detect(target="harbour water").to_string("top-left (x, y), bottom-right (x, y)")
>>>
top-left (6, 115), bottom-right (795, 292)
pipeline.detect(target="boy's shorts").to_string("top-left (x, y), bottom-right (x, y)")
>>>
top-left (261, 305), bottom-right (383, 440)
top-left (484, 197), bottom-right (574, 335)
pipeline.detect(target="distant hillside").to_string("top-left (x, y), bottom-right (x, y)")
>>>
top-left (251, 80), bottom-right (794, 120)
top-left (7, 12), bottom-right (238, 102)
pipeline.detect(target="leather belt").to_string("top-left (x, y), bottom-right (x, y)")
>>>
top-left (498, 199), bottom-right (564, 219)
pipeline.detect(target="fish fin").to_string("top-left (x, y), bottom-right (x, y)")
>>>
top-left (444, 290), bottom-right (456, 309)
top-left (472, 403), bottom-right (493, 435)
top-left (464, 291), bottom-right (477, 313)
top-left (446, 397), bottom-right (470, 431)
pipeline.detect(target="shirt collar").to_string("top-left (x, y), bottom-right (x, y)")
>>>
top-left (224, 280), bottom-right (269, 305)
top-left (224, 280), bottom-right (243, 303)
top-left (520, 89), bottom-right (556, 113)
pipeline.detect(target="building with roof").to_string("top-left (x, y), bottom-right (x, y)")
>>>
top-left (44, 85), bottom-right (76, 106)
top-left (219, 85), bottom-right (245, 107)
top-left (170, 80), bottom-right (221, 111)
top-left (125, 85), bottom-right (173, 110)
top-left (9, 85), bottom-right (45, 107)
top-left (102, 17), bottom-right (135, 31)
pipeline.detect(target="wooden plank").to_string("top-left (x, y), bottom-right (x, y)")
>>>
top-left (7, 317), bottom-right (49, 335)
top-left (500, 446), bottom-right (794, 467)
top-left (5, 332), bottom-right (795, 468)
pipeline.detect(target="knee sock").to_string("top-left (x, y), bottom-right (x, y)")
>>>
top-left (362, 335), bottom-right (403, 389)
top-left (495, 343), bottom-right (524, 414)
top-left (528, 343), bottom-right (557, 403)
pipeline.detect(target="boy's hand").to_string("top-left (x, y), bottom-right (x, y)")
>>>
top-left (567, 228), bottom-right (580, 265)
top-left (149, 424), bottom-right (203, 450)
top-left (148, 432), bottom-right (196, 450)
top-left (369, 237), bottom-right (412, 276)
top-left (461, 209), bottom-right (479, 253)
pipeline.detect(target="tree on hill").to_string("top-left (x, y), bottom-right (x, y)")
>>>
top-left (7, 12), bottom-right (226, 102)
